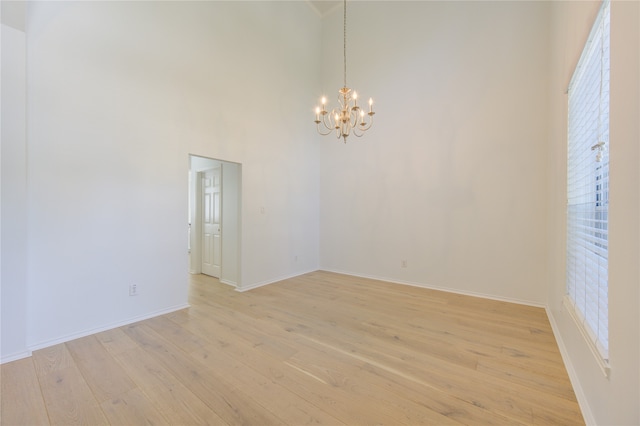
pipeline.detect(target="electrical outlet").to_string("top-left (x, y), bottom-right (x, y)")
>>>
top-left (129, 283), bottom-right (138, 296)
top-left (401, 260), bottom-right (407, 268)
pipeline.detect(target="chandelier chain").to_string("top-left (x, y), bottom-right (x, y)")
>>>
top-left (343, 0), bottom-right (347, 87)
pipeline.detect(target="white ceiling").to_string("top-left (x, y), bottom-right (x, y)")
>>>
top-left (0, 1), bottom-right (341, 26)
top-left (1, 0), bottom-right (26, 31)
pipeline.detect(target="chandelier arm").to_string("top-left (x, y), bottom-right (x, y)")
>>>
top-left (359, 115), bottom-right (374, 132)
top-left (320, 113), bottom-right (333, 131)
top-left (360, 115), bottom-right (373, 132)
top-left (353, 120), bottom-right (367, 137)
top-left (351, 111), bottom-right (369, 134)
top-left (316, 123), bottom-right (334, 136)
top-left (348, 109), bottom-right (360, 129)
top-left (324, 107), bottom-right (341, 130)
top-left (352, 119), bottom-right (364, 137)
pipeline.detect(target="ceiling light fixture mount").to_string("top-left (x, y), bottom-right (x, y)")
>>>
top-left (314, 0), bottom-right (375, 143)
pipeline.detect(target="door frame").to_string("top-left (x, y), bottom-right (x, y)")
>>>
top-left (188, 154), bottom-right (241, 287)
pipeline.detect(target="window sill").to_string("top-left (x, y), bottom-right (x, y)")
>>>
top-left (562, 295), bottom-right (611, 378)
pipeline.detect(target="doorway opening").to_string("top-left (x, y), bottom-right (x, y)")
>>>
top-left (188, 154), bottom-right (241, 287)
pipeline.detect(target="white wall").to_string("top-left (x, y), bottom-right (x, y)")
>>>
top-left (319, 1), bottom-right (551, 305)
top-left (19, 1), bottom-right (320, 351)
top-left (220, 161), bottom-right (240, 287)
top-left (546, 1), bottom-right (639, 424)
top-left (1, 21), bottom-right (29, 362)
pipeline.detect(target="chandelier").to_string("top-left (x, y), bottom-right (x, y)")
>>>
top-left (314, 0), bottom-right (375, 143)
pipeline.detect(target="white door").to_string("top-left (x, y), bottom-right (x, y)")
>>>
top-left (201, 167), bottom-right (221, 277)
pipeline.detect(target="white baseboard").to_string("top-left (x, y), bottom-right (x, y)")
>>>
top-left (220, 278), bottom-right (237, 287)
top-left (321, 268), bottom-right (546, 308)
top-left (1, 350), bottom-right (33, 365)
top-left (27, 303), bottom-right (190, 353)
top-left (546, 307), bottom-right (596, 426)
top-left (235, 268), bottom-right (317, 292)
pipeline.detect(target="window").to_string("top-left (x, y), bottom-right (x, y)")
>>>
top-left (565, 0), bottom-right (610, 372)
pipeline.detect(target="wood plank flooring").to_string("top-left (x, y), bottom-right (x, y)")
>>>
top-left (0, 271), bottom-right (584, 425)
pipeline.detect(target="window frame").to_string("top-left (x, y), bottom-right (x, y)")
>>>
top-left (564, 0), bottom-right (611, 377)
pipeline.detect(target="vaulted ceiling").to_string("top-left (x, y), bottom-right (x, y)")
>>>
top-left (307, 0), bottom-right (341, 17)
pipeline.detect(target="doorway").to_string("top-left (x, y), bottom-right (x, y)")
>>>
top-left (188, 155), bottom-right (241, 287)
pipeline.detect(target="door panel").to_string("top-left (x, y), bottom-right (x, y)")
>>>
top-left (201, 167), bottom-right (221, 277)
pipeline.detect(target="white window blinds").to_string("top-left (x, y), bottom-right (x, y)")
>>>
top-left (566, 0), bottom-right (610, 364)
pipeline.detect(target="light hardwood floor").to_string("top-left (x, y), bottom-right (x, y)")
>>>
top-left (1, 271), bottom-right (584, 425)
